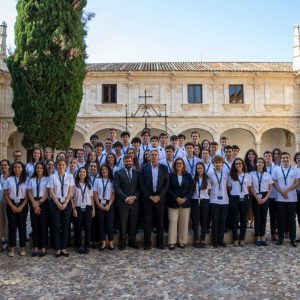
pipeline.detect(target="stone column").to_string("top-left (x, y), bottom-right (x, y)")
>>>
top-left (254, 141), bottom-right (262, 156)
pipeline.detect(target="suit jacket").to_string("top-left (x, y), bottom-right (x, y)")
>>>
top-left (113, 168), bottom-right (140, 207)
top-left (139, 163), bottom-right (169, 202)
top-left (168, 172), bottom-right (193, 208)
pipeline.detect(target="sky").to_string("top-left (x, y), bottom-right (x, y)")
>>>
top-left (1, 0), bottom-right (300, 63)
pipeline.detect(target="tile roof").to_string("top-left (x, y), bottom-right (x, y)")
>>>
top-left (86, 62), bottom-right (293, 73)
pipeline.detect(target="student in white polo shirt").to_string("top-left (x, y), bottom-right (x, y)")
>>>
top-left (4, 161), bottom-right (29, 257)
top-left (183, 142), bottom-right (200, 178)
top-left (201, 149), bottom-right (213, 174)
top-left (250, 157), bottom-right (273, 246)
top-left (207, 155), bottom-right (229, 247)
top-left (228, 158), bottom-right (252, 247)
top-left (159, 145), bottom-right (174, 174)
top-left (47, 158), bottom-right (75, 257)
top-left (72, 167), bottom-right (94, 254)
top-left (273, 152), bottom-right (299, 247)
top-left (223, 145), bottom-right (234, 174)
top-left (170, 135), bottom-right (185, 160)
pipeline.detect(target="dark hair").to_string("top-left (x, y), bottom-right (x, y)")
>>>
top-left (281, 151), bottom-right (290, 157)
top-left (90, 134), bottom-right (99, 140)
top-left (150, 135), bottom-right (159, 142)
top-left (256, 157), bottom-right (267, 173)
top-left (100, 164), bottom-right (113, 181)
top-left (83, 142), bottom-right (93, 149)
top-left (194, 162), bottom-right (208, 190)
top-left (55, 151), bottom-right (66, 162)
top-left (210, 141), bottom-right (218, 146)
top-left (131, 137), bottom-right (141, 144)
top-left (293, 152), bottom-right (300, 163)
top-left (170, 135), bottom-right (178, 141)
top-left (172, 157), bottom-right (187, 174)
top-left (10, 161), bottom-right (27, 184)
top-left (66, 147), bottom-right (74, 153)
top-left (220, 136), bottom-right (228, 141)
top-left (0, 159), bottom-right (10, 167)
top-left (184, 142), bottom-right (194, 148)
top-left (178, 133), bottom-right (186, 139)
top-left (121, 131), bottom-right (130, 138)
top-left (141, 128), bottom-right (151, 136)
top-left (191, 131), bottom-right (199, 137)
top-left (95, 142), bottom-right (104, 148)
top-left (165, 144), bottom-right (175, 152)
top-left (263, 150), bottom-right (272, 156)
top-left (31, 162), bottom-right (48, 178)
top-left (105, 152), bottom-right (116, 167)
top-left (86, 151), bottom-right (100, 170)
top-left (75, 167), bottom-right (92, 189)
top-left (201, 139), bottom-right (210, 150)
top-left (159, 132), bottom-right (168, 138)
top-left (113, 141), bottom-right (123, 149)
top-left (125, 150), bottom-right (139, 171)
top-left (244, 149), bottom-right (258, 172)
top-left (224, 145), bottom-right (233, 151)
top-left (230, 158), bottom-right (247, 181)
top-left (143, 150), bottom-right (151, 164)
top-left (232, 145), bottom-right (240, 150)
top-left (56, 158), bottom-right (68, 166)
top-left (88, 160), bottom-right (101, 176)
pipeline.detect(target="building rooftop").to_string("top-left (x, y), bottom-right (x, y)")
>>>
top-left (86, 62), bottom-right (293, 73)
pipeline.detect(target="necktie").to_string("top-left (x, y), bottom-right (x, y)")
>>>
top-left (127, 170), bottom-right (132, 182)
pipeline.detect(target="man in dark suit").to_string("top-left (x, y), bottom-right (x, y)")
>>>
top-left (140, 148), bottom-right (169, 250)
top-left (113, 154), bottom-right (140, 250)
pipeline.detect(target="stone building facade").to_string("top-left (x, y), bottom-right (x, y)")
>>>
top-left (1, 23), bottom-right (300, 159)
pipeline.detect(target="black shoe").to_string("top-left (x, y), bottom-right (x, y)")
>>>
top-left (118, 242), bottom-right (126, 250)
top-left (213, 243), bottom-right (218, 248)
top-left (277, 239), bottom-right (283, 245)
top-left (178, 244), bottom-right (185, 249)
top-left (199, 242), bottom-right (206, 248)
top-left (218, 242), bottom-right (227, 248)
top-left (291, 240), bottom-right (297, 247)
top-left (271, 235), bottom-right (277, 242)
top-left (168, 244), bottom-right (175, 250)
top-left (261, 241), bottom-right (267, 246)
top-left (55, 252), bottom-right (61, 258)
top-left (31, 251), bottom-right (39, 257)
top-left (38, 251), bottom-right (46, 257)
top-left (61, 251), bottom-right (69, 257)
top-left (193, 242), bottom-right (200, 248)
top-left (143, 245), bottom-right (151, 250)
top-left (157, 242), bottom-right (165, 250)
top-left (128, 241), bottom-right (139, 249)
top-left (78, 247), bottom-right (85, 254)
top-left (83, 248), bottom-right (89, 254)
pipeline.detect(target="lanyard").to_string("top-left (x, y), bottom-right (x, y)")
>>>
top-left (174, 149), bottom-right (179, 159)
top-left (224, 162), bottom-right (230, 170)
top-left (198, 178), bottom-right (203, 198)
top-left (187, 157), bottom-right (195, 173)
top-left (116, 157), bottom-right (122, 167)
top-left (166, 160), bottom-right (172, 173)
top-left (36, 177), bottom-right (42, 198)
top-left (102, 178), bottom-right (109, 200)
top-left (268, 164), bottom-right (272, 175)
top-left (14, 176), bottom-right (20, 197)
top-left (79, 183), bottom-right (87, 203)
top-left (237, 174), bottom-right (245, 194)
top-left (122, 148), bottom-right (126, 155)
top-left (256, 171), bottom-right (263, 193)
top-left (59, 174), bottom-right (65, 197)
top-left (137, 149), bottom-right (140, 160)
top-left (90, 175), bottom-right (97, 187)
top-left (205, 163), bottom-right (210, 174)
top-left (214, 169), bottom-right (223, 191)
top-left (281, 166), bottom-right (291, 186)
top-left (98, 154), bottom-right (104, 164)
top-left (142, 144), bottom-right (149, 152)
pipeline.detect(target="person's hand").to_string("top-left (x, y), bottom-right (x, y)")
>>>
top-left (73, 208), bottom-right (78, 218)
top-left (92, 209), bottom-right (95, 218)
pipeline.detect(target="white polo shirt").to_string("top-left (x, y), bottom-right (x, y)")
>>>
top-left (93, 178), bottom-right (114, 204)
top-left (183, 156), bottom-right (201, 178)
top-left (47, 173), bottom-right (75, 202)
top-left (72, 183), bottom-right (93, 207)
top-left (273, 165), bottom-right (299, 202)
top-left (250, 171), bottom-right (273, 194)
top-left (228, 173), bottom-right (252, 196)
top-left (27, 176), bottom-right (48, 198)
top-left (207, 169), bottom-right (229, 205)
top-left (4, 176), bottom-right (27, 201)
top-left (192, 178), bottom-right (211, 200)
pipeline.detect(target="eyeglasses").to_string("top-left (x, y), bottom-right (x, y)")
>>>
top-left (235, 163), bottom-right (242, 165)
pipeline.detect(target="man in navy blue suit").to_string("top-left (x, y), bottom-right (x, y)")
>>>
top-left (140, 149), bottom-right (169, 249)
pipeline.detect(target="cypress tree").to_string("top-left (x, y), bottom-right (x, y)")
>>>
top-left (7, 0), bottom-right (88, 150)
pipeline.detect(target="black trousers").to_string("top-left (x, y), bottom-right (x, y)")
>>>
top-left (229, 195), bottom-right (249, 241)
top-left (252, 192), bottom-right (269, 237)
top-left (96, 205), bottom-right (114, 241)
top-left (7, 200), bottom-right (28, 248)
top-left (296, 191), bottom-right (300, 227)
top-left (118, 201), bottom-right (139, 242)
top-left (277, 201), bottom-right (297, 242)
top-left (73, 206), bottom-right (93, 248)
top-left (269, 197), bottom-right (277, 235)
top-left (30, 199), bottom-right (49, 248)
top-left (191, 199), bottom-right (209, 241)
top-left (144, 199), bottom-right (165, 246)
top-left (211, 203), bottom-right (228, 244)
top-left (49, 200), bottom-right (72, 250)
top-left (91, 214), bottom-right (100, 243)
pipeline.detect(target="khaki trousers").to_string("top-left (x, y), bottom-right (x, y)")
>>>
top-left (168, 207), bottom-right (191, 245)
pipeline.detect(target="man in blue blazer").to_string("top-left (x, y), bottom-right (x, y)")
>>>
top-left (140, 149), bottom-right (169, 249)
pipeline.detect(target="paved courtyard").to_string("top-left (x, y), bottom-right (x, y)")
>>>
top-left (0, 237), bottom-right (299, 300)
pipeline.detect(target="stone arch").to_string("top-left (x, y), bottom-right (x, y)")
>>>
top-left (70, 130), bottom-right (86, 149)
top-left (5, 131), bottom-right (26, 161)
top-left (218, 123), bottom-right (258, 141)
top-left (179, 128), bottom-right (214, 143)
top-left (88, 123), bottom-right (127, 138)
top-left (176, 123), bottom-right (216, 140)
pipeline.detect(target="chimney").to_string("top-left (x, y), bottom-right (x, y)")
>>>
top-left (0, 21), bottom-right (7, 60)
top-left (293, 23), bottom-right (300, 71)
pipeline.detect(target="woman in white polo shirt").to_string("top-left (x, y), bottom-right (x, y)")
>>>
top-left (250, 157), bottom-right (273, 246)
top-left (228, 158), bottom-right (252, 247)
top-left (4, 161), bottom-right (28, 257)
top-left (47, 158), bottom-right (74, 257)
top-left (72, 167), bottom-right (95, 254)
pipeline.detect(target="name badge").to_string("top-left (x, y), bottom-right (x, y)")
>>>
top-left (101, 199), bottom-right (107, 205)
top-left (198, 199), bottom-right (201, 205)
top-left (217, 196), bottom-right (223, 200)
top-left (80, 207), bottom-right (86, 212)
top-left (257, 194), bottom-right (262, 199)
top-left (15, 197), bottom-right (20, 204)
top-left (239, 196), bottom-right (245, 201)
top-left (60, 197), bottom-right (65, 203)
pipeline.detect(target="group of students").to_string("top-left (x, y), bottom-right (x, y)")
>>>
top-left (0, 128), bottom-right (300, 258)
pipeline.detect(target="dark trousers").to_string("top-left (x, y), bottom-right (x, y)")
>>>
top-left (73, 206), bottom-right (93, 248)
top-left (269, 197), bottom-right (277, 235)
top-left (229, 195), bottom-right (249, 241)
top-left (144, 199), bottom-right (165, 246)
top-left (118, 201), bottom-right (139, 242)
top-left (96, 205), bottom-right (114, 241)
top-left (7, 200), bottom-right (28, 248)
top-left (277, 201), bottom-right (297, 242)
top-left (91, 215), bottom-right (100, 243)
top-left (252, 193), bottom-right (269, 236)
top-left (296, 191), bottom-right (300, 227)
top-left (30, 200), bottom-right (49, 248)
top-left (211, 203), bottom-right (228, 244)
top-left (49, 201), bottom-right (72, 250)
top-left (191, 199), bottom-right (209, 241)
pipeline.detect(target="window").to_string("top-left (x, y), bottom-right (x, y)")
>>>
top-left (188, 85), bottom-right (202, 103)
top-left (102, 84), bottom-right (117, 103)
top-left (229, 85), bottom-right (244, 103)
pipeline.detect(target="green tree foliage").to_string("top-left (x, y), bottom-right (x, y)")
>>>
top-left (7, 0), bottom-right (88, 150)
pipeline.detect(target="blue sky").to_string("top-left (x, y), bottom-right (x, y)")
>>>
top-left (1, 0), bottom-right (300, 63)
